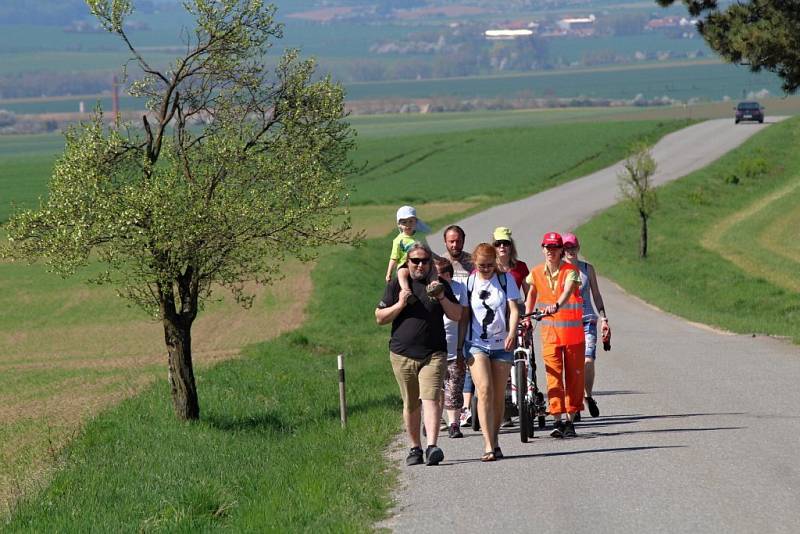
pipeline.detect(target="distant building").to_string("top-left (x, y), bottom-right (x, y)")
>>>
top-left (484, 29), bottom-right (535, 40)
top-left (557, 15), bottom-right (596, 32)
top-left (646, 16), bottom-right (697, 30)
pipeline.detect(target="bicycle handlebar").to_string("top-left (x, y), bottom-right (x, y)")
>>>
top-left (520, 309), bottom-right (551, 321)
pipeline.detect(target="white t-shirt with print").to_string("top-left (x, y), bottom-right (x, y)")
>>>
top-left (443, 279), bottom-right (468, 361)
top-left (467, 273), bottom-right (521, 351)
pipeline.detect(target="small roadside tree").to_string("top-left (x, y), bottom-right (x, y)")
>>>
top-left (656, 0), bottom-right (800, 94)
top-left (618, 143), bottom-right (658, 258)
top-left (3, 0), bottom-right (358, 420)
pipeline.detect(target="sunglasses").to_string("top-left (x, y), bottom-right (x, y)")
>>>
top-left (544, 245), bottom-right (562, 250)
top-left (493, 240), bottom-right (511, 247)
top-left (408, 257), bottom-right (430, 265)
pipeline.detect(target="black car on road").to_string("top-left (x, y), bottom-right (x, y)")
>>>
top-left (735, 101), bottom-right (764, 124)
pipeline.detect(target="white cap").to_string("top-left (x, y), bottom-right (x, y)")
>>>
top-left (395, 205), bottom-right (430, 233)
top-left (396, 205), bottom-right (417, 222)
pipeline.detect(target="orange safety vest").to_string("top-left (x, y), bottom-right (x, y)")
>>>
top-left (531, 262), bottom-right (584, 346)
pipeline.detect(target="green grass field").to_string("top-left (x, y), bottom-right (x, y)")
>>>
top-left (349, 119), bottom-right (691, 205)
top-left (577, 116), bottom-right (800, 342)
top-left (0, 60), bottom-right (785, 115)
top-left (0, 114), bottom-right (689, 526)
top-left (345, 61), bottom-right (783, 102)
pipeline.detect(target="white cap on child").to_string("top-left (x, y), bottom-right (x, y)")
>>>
top-left (395, 205), bottom-right (430, 233)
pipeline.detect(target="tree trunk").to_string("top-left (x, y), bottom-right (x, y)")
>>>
top-left (639, 211), bottom-right (648, 259)
top-left (164, 315), bottom-right (199, 420)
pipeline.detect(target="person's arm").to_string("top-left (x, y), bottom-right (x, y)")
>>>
top-left (588, 263), bottom-right (607, 320)
top-left (524, 276), bottom-right (537, 316)
top-left (375, 289), bottom-right (411, 325)
top-left (456, 306), bottom-right (468, 359)
top-left (545, 269), bottom-right (579, 315)
top-left (433, 282), bottom-right (461, 322)
top-left (439, 293), bottom-right (462, 322)
top-left (504, 297), bottom-right (520, 351)
top-left (385, 258), bottom-right (398, 283)
top-left (520, 279), bottom-right (530, 301)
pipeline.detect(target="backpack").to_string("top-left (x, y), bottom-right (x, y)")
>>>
top-left (466, 272), bottom-right (508, 341)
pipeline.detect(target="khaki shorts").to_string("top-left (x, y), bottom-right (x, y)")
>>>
top-left (390, 351), bottom-right (447, 411)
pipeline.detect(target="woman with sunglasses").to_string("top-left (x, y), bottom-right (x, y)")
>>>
top-left (464, 243), bottom-right (521, 461)
top-left (524, 232), bottom-right (585, 438)
top-left (492, 226), bottom-right (530, 297)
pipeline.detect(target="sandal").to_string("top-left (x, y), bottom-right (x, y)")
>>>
top-left (480, 451), bottom-right (496, 462)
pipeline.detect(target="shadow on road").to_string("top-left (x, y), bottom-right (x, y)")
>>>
top-left (448, 445), bottom-right (684, 464)
top-left (579, 426), bottom-right (744, 438)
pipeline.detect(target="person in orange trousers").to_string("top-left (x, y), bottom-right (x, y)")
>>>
top-left (524, 232), bottom-right (586, 438)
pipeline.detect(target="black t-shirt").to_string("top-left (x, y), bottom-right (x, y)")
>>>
top-left (377, 275), bottom-right (456, 360)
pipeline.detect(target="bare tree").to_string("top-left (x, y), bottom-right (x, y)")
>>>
top-left (618, 143), bottom-right (658, 258)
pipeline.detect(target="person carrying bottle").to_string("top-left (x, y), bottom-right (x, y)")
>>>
top-left (563, 232), bottom-right (610, 419)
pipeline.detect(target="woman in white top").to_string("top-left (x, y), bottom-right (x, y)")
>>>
top-left (464, 243), bottom-right (521, 461)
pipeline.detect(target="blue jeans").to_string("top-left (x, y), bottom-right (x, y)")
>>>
top-left (584, 321), bottom-right (598, 360)
top-left (464, 367), bottom-right (474, 394)
top-left (465, 343), bottom-right (514, 364)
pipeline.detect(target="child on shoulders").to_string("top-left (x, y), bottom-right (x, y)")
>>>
top-left (385, 205), bottom-right (432, 297)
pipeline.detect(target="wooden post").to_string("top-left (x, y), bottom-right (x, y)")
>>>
top-left (338, 354), bottom-right (347, 428)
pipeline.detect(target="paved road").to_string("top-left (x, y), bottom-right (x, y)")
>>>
top-left (382, 118), bottom-right (800, 533)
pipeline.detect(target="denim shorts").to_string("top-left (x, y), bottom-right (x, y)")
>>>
top-left (465, 343), bottom-right (514, 364)
top-left (584, 321), bottom-right (598, 360)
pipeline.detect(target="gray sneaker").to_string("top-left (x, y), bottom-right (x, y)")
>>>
top-left (406, 447), bottom-right (424, 466)
top-left (425, 445), bottom-right (444, 466)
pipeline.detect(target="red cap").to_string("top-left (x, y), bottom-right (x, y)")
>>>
top-left (541, 232), bottom-right (563, 247)
top-left (562, 232), bottom-right (579, 248)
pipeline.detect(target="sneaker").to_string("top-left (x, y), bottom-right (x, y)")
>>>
top-left (586, 396), bottom-right (600, 417)
top-left (460, 408), bottom-right (472, 427)
top-left (564, 421), bottom-right (577, 438)
top-left (448, 422), bottom-right (463, 439)
top-left (502, 416), bottom-right (514, 428)
top-left (425, 445), bottom-right (444, 466)
top-left (574, 411), bottom-right (581, 422)
top-left (406, 447), bottom-right (424, 466)
top-left (550, 420), bottom-right (565, 439)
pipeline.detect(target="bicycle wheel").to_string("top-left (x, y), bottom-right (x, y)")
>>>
top-left (515, 361), bottom-right (529, 443)
top-left (471, 394), bottom-right (480, 431)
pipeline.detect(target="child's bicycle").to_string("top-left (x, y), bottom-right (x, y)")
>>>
top-left (469, 309), bottom-right (549, 443)
top-left (512, 309), bottom-right (549, 442)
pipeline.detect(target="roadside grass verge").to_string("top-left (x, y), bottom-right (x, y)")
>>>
top-left (4, 236), bottom-right (399, 531)
top-left (1, 117), bottom-right (693, 528)
top-left (577, 116), bottom-right (800, 343)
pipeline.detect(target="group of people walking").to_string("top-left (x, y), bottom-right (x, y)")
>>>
top-left (376, 206), bottom-right (610, 466)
